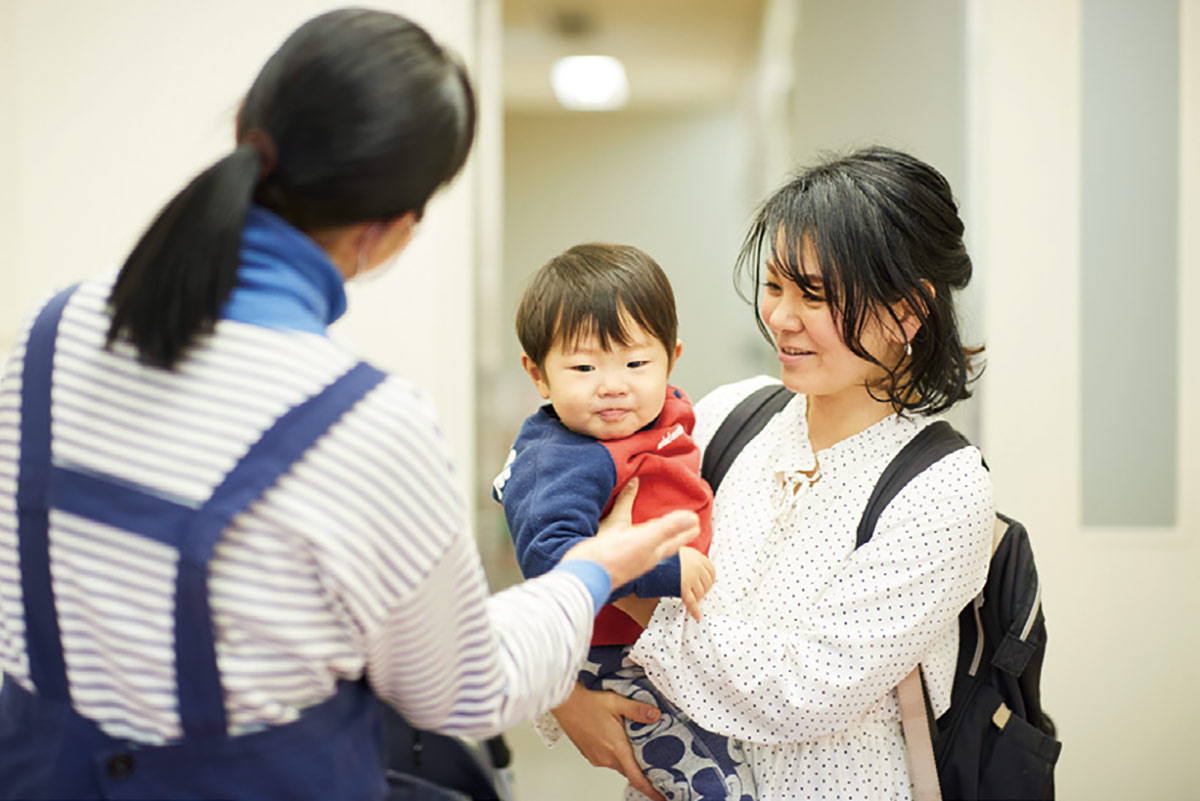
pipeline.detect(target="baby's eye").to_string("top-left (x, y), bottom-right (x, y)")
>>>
top-left (570, 364), bottom-right (595, 373)
top-left (627, 360), bottom-right (650, 369)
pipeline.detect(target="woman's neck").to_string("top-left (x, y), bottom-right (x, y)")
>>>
top-left (805, 388), bottom-right (896, 453)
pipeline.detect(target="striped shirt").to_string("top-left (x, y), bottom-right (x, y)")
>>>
top-left (0, 277), bottom-right (594, 744)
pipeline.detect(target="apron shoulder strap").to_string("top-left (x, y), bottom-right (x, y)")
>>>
top-left (16, 285), bottom-right (80, 700)
top-left (15, 285), bottom-right (387, 738)
top-left (175, 360), bottom-right (387, 739)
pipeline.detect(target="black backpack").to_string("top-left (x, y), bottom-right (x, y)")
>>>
top-left (379, 703), bottom-right (514, 801)
top-left (701, 384), bottom-right (1062, 800)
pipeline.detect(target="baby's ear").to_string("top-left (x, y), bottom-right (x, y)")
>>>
top-left (520, 353), bottom-right (552, 400)
top-left (667, 339), bottom-right (683, 374)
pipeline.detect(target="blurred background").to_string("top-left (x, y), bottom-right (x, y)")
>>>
top-left (2, 1), bottom-right (1196, 799)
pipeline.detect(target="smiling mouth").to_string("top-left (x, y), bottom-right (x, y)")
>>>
top-left (780, 347), bottom-right (814, 356)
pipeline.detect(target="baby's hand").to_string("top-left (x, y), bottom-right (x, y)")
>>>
top-left (679, 546), bottom-right (715, 622)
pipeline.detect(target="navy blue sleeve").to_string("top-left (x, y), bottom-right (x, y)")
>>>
top-left (494, 426), bottom-right (618, 581)
top-left (623, 553), bottom-right (681, 600)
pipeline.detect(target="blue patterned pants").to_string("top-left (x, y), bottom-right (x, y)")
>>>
top-left (580, 645), bottom-right (756, 801)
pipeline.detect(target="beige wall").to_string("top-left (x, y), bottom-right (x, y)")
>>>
top-left (790, 0), bottom-right (967, 192)
top-left (973, 1), bottom-right (1199, 798)
top-left (501, 108), bottom-right (767, 400)
top-left (481, 106), bottom-right (771, 581)
top-left (0, 0), bottom-right (483, 501)
top-left (775, 3), bottom-right (1200, 792)
top-left (788, 0), bottom-right (982, 437)
top-left (0, 2), bottom-right (17, 351)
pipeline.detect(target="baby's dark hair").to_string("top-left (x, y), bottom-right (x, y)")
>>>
top-left (737, 146), bottom-right (984, 415)
top-left (517, 243), bottom-right (678, 367)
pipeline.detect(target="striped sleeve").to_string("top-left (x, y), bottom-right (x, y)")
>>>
top-left (366, 530), bottom-right (594, 737)
top-left (355, 388), bottom-right (595, 737)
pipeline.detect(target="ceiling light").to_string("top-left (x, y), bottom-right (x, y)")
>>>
top-left (550, 55), bottom-right (629, 111)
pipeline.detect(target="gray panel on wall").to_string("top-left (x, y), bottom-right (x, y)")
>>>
top-left (1081, 0), bottom-right (1179, 526)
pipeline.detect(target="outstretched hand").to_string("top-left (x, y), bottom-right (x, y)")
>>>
top-left (562, 478), bottom-right (699, 590)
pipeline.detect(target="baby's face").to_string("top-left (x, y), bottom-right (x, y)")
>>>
top-left (532, 321), bottom-right (677, 441)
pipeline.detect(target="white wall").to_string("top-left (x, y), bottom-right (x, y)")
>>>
top-left (973, 1), bottom-right (1199, 798)
top-left (1, 0), bottom-right (482, 501)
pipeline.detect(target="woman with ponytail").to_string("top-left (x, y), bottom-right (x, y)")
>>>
top-left (0, 9), bottom-right (697, 800)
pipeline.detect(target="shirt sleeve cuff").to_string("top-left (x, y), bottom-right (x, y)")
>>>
top-left (531, 711), bottom-right (564, 747)
top-left (553, 560), bottom-right (612, 616)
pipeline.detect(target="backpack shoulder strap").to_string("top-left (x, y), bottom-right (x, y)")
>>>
top-left (855, 420), bottom-right (972, 549)
top-left (874, 420), bottom-right (972, 801)
top-left (701, 383), bottom-right (794, 493)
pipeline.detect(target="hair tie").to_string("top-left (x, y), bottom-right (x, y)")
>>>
top-left (243, 127), bottom-right (278, 179)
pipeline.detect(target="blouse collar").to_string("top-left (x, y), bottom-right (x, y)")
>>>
top-left (220, 204), bottom-right (348, 334)
top-left (771, 393), bottom-right (925, 477)
top-left (771, 393), bottom-right (821, 475)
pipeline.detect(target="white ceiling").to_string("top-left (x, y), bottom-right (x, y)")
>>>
top-left (502, 0), bottom-right (766, 112)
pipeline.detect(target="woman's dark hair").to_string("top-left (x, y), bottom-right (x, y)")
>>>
top-left (107, 9), bottom-right (476, 368)
top-left (736, 146), bottom-right (983, 415)
top-left (516, 243), bottom-right (678, 367)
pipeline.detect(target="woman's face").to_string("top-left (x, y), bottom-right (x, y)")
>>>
top-left (760, 237), bottom-right (899, 404)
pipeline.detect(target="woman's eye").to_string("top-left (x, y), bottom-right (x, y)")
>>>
top-left (763, 281), bottom-right (782, 294)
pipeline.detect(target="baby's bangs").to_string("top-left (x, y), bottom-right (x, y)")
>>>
top-left (555, 296), bottom-right (635, 353)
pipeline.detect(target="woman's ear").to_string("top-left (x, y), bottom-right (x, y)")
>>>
top-left (520, 353), bottom-right (552, 400)
top-left (892, 281), bottom-right (935, 348)
top-left (360, 212), bottom-right (419, 266)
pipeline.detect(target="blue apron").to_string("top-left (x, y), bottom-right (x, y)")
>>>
top-left (0, 286), bottom-right (392, 800)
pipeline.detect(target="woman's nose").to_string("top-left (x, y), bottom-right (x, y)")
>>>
top-left (767, 295), bottom-right (803, 332)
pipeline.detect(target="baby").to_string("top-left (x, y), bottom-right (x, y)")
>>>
top-left (493, 243), bottom-right (755, 801)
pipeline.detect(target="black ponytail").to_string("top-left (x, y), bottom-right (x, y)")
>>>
top-left (107, 146), bottom-right (260, 368)
top-left (106, 9), bottom-right (476, 369)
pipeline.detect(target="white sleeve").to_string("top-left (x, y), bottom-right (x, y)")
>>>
top-left (631, 448), bottom-right (993, 745)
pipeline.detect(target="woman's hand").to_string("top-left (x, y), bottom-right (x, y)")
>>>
top-left (562, 478), bottom-right (699, 590)
top-left (553, 682), bottom-right (666, 801)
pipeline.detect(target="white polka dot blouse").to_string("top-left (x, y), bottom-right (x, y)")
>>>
top-left (632, 377), bottom-right (994, 800)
